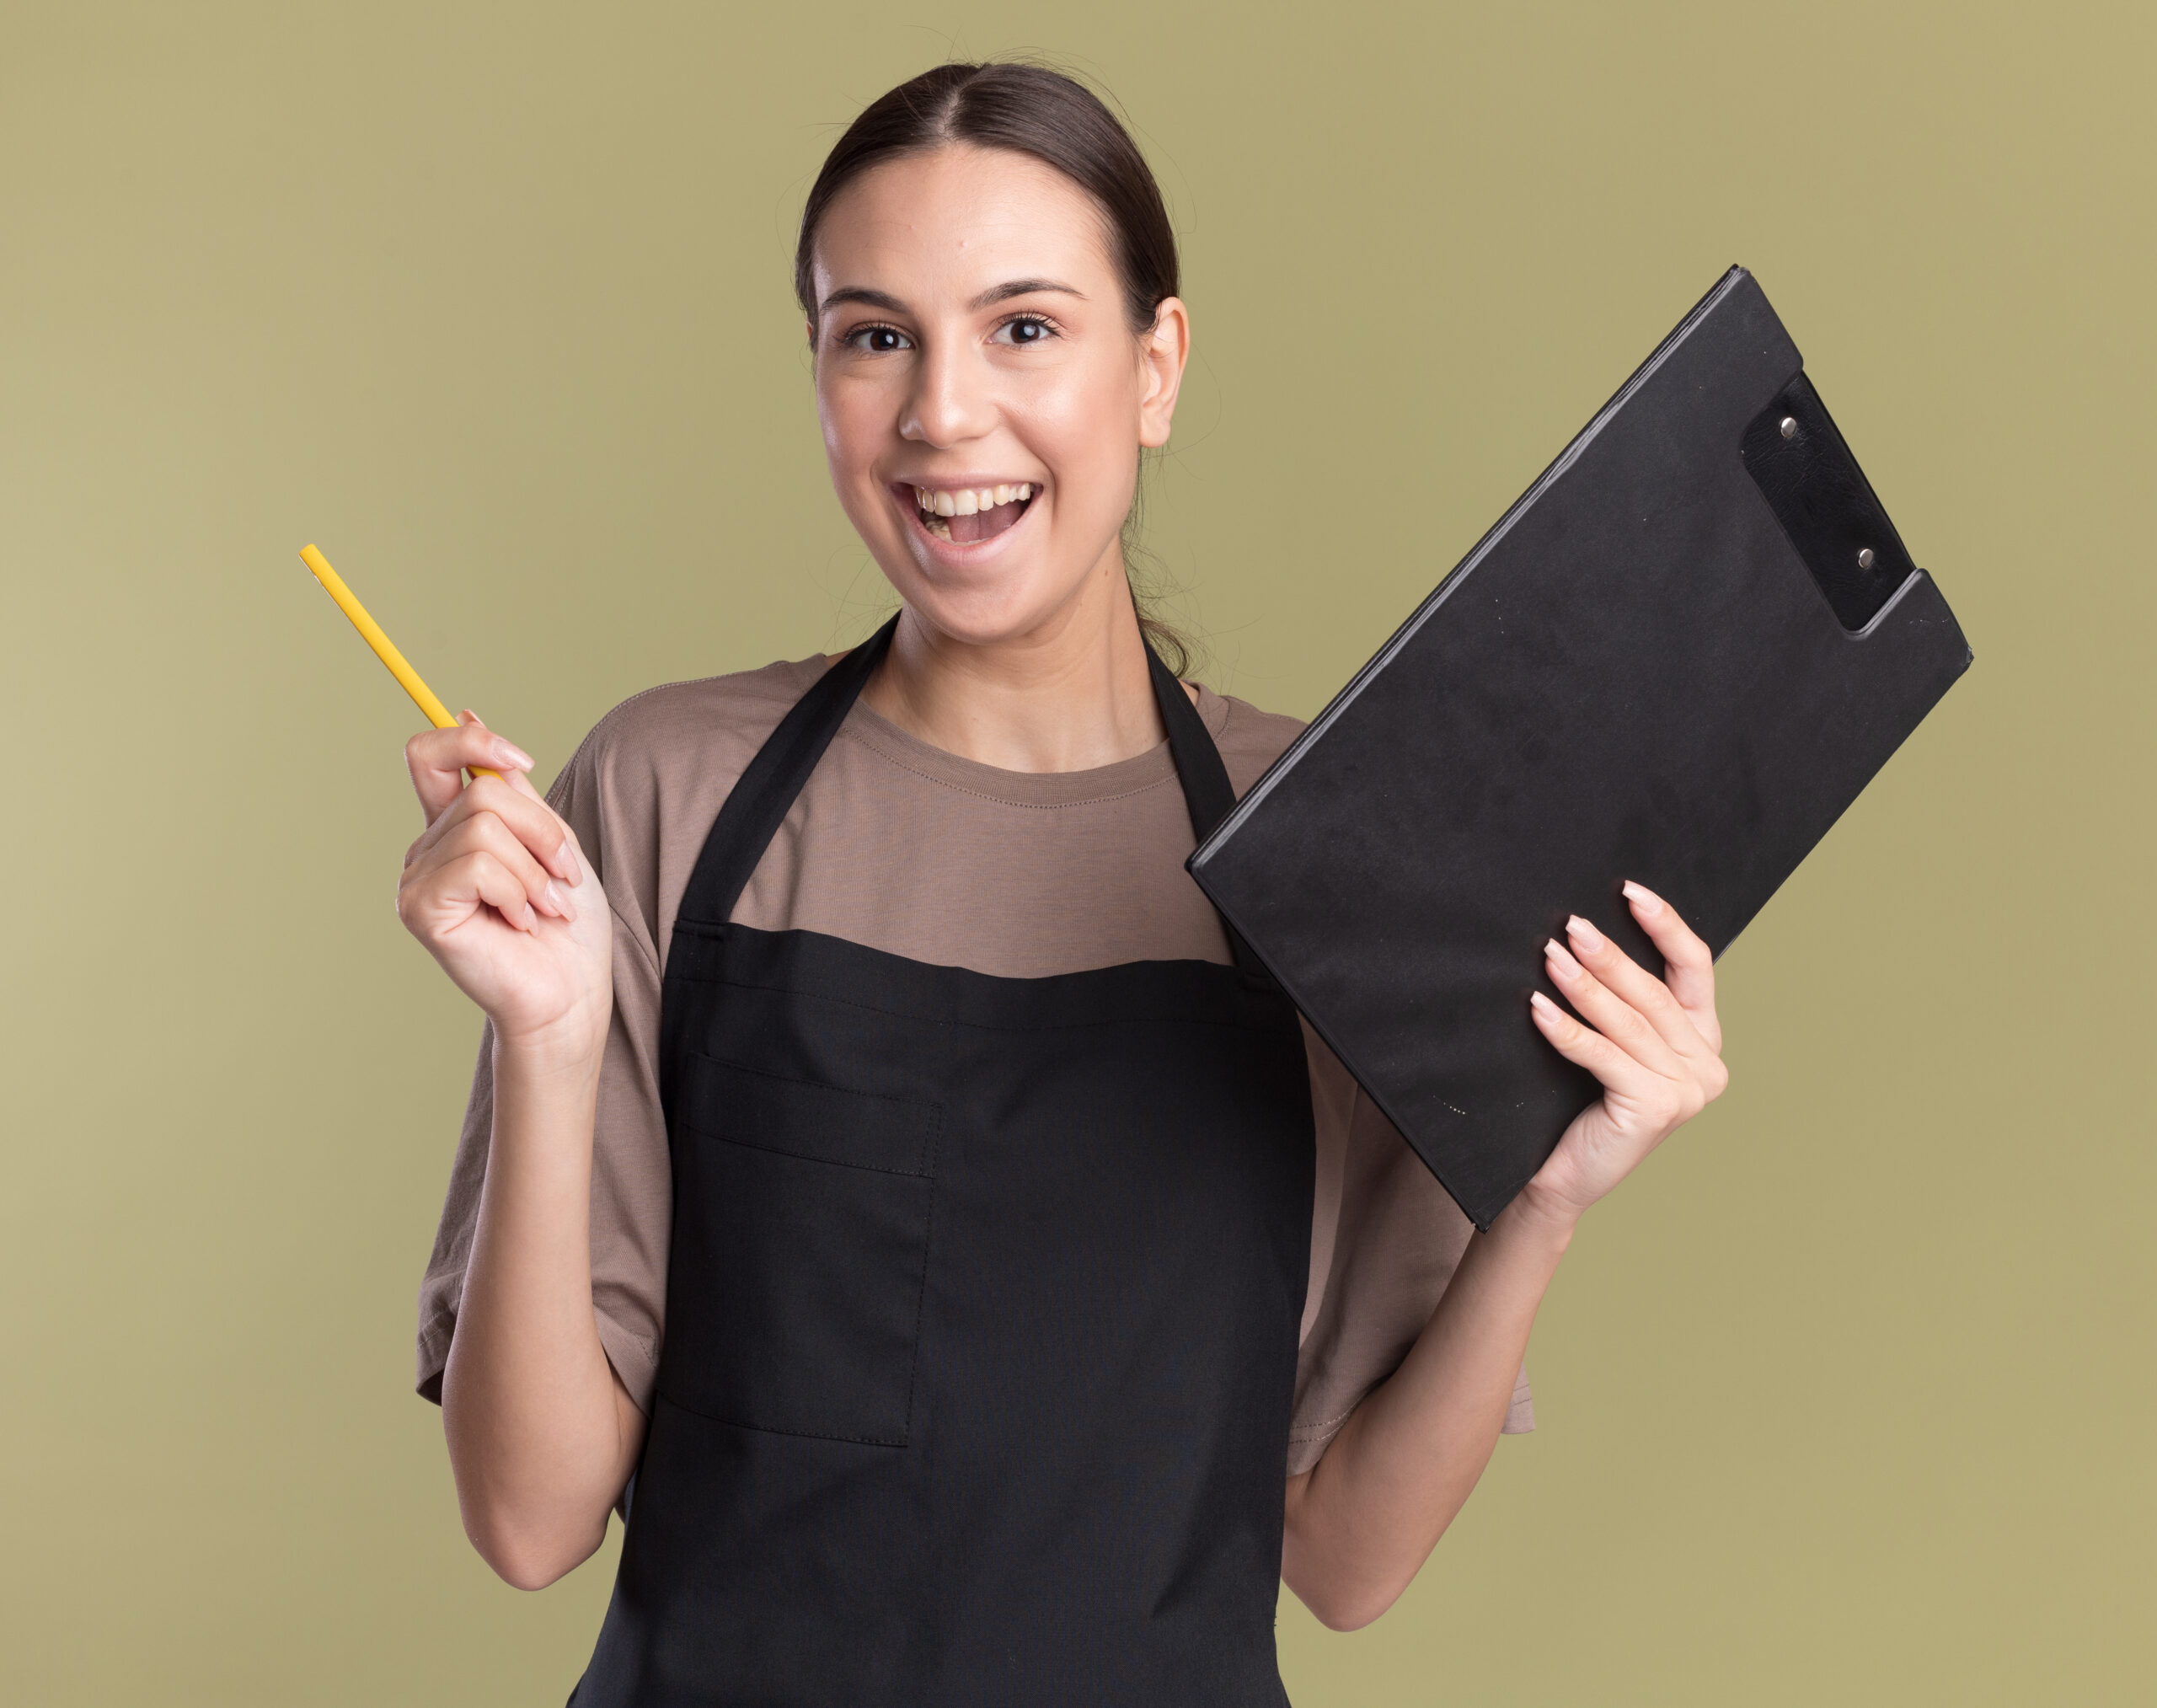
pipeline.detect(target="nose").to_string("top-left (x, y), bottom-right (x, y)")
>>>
top-left (900, 335), bottom-right (995, 448)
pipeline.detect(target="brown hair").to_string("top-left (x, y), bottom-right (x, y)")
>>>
top-left (795, 62), bottom-right (1195, 675)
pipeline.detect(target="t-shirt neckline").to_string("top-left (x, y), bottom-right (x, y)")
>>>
top-left (837, 676), bottom-right (1220, 811)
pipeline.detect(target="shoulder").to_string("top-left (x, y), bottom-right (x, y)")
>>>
top-left (1195, 684), bottom-right (1305, 797)
top-left (550, 654), bottom-right (832, 809)
top-left (542, 656), bottom-right (834, 929)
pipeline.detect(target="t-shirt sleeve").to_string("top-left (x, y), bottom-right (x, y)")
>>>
top-left (414, 727), bottom-right (675, 1414)
top-left (1288, 1035), bottom-right (1533, 1475)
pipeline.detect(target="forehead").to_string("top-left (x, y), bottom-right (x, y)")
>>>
top-left (810, 144), bottom-right (1116, 303)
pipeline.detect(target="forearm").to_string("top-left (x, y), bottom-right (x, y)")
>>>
top-left (442, 1028), bottom-right (644, 1588)
top-left (1281, 1188), bottom-right (1576, 1630)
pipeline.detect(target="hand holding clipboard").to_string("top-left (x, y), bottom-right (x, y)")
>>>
top-left (1190, 269), bottom-right (1972, 1229)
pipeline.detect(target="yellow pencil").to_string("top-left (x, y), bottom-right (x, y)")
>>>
top-left (300, 543), bottom-right (500, 780)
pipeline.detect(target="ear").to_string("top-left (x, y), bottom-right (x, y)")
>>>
top-left (1136, 297), bottom-right (1191, 449)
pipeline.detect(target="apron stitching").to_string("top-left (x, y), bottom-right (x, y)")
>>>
top-left (901, 1102), bottom-right (943, 1440)
top-left (682, 1127), bottom-right (938, 1180)
top-left (689, 1054), bottom-right (943, 1113)
top-left (651, 1389), bottom-right (912, 1448)
top-left (667, 962), bottom-right (1292, 1031)
top-left (672, 979), bottom-right (1293, 1037)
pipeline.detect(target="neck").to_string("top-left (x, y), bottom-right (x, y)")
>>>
top-left (860, 548), bottom-right (1175, 774)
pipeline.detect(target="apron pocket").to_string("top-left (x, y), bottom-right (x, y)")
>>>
top-left (662, 1055), bottom-right (939, 1447)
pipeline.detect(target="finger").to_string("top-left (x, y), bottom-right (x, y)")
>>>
top-left (1528, 990), bottom-right (1669, 1100)
top-left (494, 767), bottom-right (587, 886)
top-left (417, 809), bottom-right (575, 924)
top-left (1544, 936), bottom-right (1684, 1076)
top-left (458, 746), bottom-right (586, 883)
top-left (1533, 992), bottom-right (1710, 1157)
top-left (404, 717), bottom-right (533, 825)
top-left (400, 847), bottom-right (540, 937)
top-left (405, 715), bottom-right (535, 827)
top-left (1561, 914), bottom-right (1710, 1062)
top-left (458, 810), bottom-right (576, 921)
top-left (1621, 882), bottom-right (1721, 1050)
top-left (445, 849), bottom-right (540, 934)
top-left (405, 772), bottom-right (579, 889)
top-left (494, 772), bottom-right (586, 880)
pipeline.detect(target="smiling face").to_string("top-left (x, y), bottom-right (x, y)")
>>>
top-left (809, 144), bottom-right (1188, 651)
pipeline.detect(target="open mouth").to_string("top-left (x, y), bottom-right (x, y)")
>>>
top-left (905, 482), bottom-right (1036, 544)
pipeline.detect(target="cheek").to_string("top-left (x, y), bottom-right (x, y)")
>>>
top-left (817, 379), bottom-right (896, 517)
top-left (816, 379), bottom-right (871, 472)
top-left (1014, 358), bottom-right (1143, 506)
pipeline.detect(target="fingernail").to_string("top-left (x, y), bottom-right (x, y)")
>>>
top-left (1530, 990), bottom-right (1562, 1020)
top-left (496, 741), bottom-right (534, 771)
top-left (545, 878), bottom-right (577, 922)
top-left (1545, 938), bottom-right (1583, 979)
top-left (1566, 915), bottom-right (1605, 954)
top-left (1622, 881), bottom-right (1663, 918)
top-left (558, 841), bottom-right (583, 885)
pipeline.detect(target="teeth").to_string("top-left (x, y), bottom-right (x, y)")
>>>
top-left (911, 483), bottom-right (1036, 524)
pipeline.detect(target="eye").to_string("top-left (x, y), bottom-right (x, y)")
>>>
top-left (843, 323), bottom-right (911, 354)
top-left (993, 313), bottom-right (1059, 346)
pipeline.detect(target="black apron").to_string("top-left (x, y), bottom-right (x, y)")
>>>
top-left (572, 618), bottom-right (1316, 1707)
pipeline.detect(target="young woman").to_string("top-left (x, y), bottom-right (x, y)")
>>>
top-left (402, 62), bottom-right (1727, 1705)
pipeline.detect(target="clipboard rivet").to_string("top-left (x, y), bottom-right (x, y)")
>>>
top-left (1780, 416), bottom-right (1797, 439)
top-left (1857, 548), bottom-right (1876, 569)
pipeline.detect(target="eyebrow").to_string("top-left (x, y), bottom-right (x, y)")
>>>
top-left (970, 278), bottom-right (1085, 309)
top-left (816, 278), bottom-right (1089, 317)
top-left (819, 286), bottom-right (908, 315)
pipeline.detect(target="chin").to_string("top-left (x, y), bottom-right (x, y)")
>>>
top-left (886, 570), bottom-right (1077, 650)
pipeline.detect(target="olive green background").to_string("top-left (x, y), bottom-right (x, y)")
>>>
top-left (3, 0), bottom-right (2149, 1701)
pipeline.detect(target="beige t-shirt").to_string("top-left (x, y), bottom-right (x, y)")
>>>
top-left (417, 655), bottom-right (1533, 1475)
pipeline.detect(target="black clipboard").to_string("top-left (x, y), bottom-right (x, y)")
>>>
top-left (1188, 268), bottom-right (1972, 1230)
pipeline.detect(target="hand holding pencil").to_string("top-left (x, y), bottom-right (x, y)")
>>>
top-left (302, 543), bottom-right (612, 1049)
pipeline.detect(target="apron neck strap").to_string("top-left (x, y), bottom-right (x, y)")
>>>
top-left (1145, 643), bottom-right (1235, 846)
top-left (674, 613), bottom-right (1271, 983)
top-left (1145, 644), bottom-right (1273, 985)
top-left (675, 614), bottom-right (898, 929)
